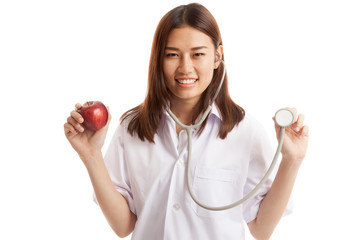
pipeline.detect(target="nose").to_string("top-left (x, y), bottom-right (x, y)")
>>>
top-left (178, 54), bottom-right (194, 74)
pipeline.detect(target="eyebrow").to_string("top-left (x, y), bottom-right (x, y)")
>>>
top-left (165, 46), bottom-right (208, 51)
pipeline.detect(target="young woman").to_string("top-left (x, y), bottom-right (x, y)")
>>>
top-left (64, 3), bottom-right (309, 240)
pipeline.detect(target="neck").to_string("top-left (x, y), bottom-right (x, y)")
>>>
top-left (170, 97), bottom-right (198, 125)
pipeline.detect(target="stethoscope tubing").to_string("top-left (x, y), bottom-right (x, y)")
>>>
top-left (166, 60), bottom-right (288, 211)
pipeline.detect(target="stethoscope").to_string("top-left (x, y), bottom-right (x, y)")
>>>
top-left (166, 60), bottom-right (294, 211)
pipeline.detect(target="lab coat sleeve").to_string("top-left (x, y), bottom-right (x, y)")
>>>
top-left (242, 118), bottom-right (292, 223)
top-left (93, 122), bottom-right (136, 215)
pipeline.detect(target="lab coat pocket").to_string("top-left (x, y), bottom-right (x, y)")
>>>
top-left (189, 166), bottom-right (243, 220)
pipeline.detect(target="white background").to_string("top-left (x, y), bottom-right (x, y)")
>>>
top-left (1, 0), bottom-right (359, 239)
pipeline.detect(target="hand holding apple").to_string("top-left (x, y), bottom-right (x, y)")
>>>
top-left (64, 101), bottom-right (111, 163)
top-left (77, 101), bottom-right (109, 131)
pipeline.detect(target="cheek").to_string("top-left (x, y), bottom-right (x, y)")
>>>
top-left (198, 57), bottom-right (215, 75)
top-left (198, 64), bottom-right (215, 83)
top-left (162, 63), bottom-right (173, 83)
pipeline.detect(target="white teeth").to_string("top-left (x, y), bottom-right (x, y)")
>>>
top-left (177, 79), bottom-right (197, 84)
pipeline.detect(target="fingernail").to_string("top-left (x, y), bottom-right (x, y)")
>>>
top-left (295, 127), bottom-right (300, 131)
top-left (79, 118), bottom-right (83, 122)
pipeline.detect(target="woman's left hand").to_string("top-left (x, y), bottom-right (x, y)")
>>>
top-left (273, 108), bottom-right (309, 163)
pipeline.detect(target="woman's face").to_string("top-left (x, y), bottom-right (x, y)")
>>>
top-left (163, 26), bottom-right (221, 106)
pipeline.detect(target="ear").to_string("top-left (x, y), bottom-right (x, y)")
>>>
top-left (214, 45), bottom-right (224, 69)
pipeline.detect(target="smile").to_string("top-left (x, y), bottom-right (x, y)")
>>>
top-left (176, 79), bottom-right (198, 84)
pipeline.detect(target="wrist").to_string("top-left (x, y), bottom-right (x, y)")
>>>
top-left (281, 150), bottom-right (305, 162)
top-left (80, 150), bottom-right (103, 167)
top-left (280, 155), bottom-right (303, 171)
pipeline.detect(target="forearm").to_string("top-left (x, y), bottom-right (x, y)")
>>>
top-left (248, 158), bottom-right (301, 240)
top-left (84, 152), bottom-right (136, 238)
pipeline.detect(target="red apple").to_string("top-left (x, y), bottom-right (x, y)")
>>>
top-left (77, 101), bottom-right (108, 131)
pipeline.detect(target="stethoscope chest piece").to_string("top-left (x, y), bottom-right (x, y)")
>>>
top-left (275, 108), bottom-right (294, 127)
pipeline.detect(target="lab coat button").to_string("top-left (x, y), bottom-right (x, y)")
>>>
top-left (173, 203), bottom-right (181, 210)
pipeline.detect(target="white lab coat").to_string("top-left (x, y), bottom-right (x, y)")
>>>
top-left (95, 105), bottom-right (291, 239)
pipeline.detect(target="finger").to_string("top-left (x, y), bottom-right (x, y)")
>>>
top-left (67, 116), bottom-right (84, 132)
top-left (70, 110), bottom-right (84, 123)
top-left (300, 125), bottom-right (309, 137)
top-left (296, 113), bottom-right (305, 131)
top-left (286, 107), bottom-right (301, 132)
top-left (75, 103), bottom-right (82, 110)
top-left (289, 107), bottom-right (298, 123)
top-left (64, 122), bottom-right (78, 137)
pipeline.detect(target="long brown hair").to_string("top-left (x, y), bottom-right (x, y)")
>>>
top-left (122, 3), bottom-right (245, 143)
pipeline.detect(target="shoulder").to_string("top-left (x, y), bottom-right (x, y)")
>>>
top-left (108, 114), bottom-right (134, 141)
top-left (118, 108), bottom-right (140, 137)
top-left (237, 113), bottom-right (265, 132)
top-left (229, 112), bottom-right (269, 143)
top-left (108, 118), bottom-right (137, 149)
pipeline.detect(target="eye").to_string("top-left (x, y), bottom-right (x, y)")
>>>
top-left (166, 53), bottom-right (178, 57)
top-left (194, 53), bottom-right (205, 57)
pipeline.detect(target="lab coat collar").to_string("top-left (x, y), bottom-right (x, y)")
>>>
top-left (209, 103), bottom-right (222, 121)
top-left (163, 103), bottom-right (222, 123)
